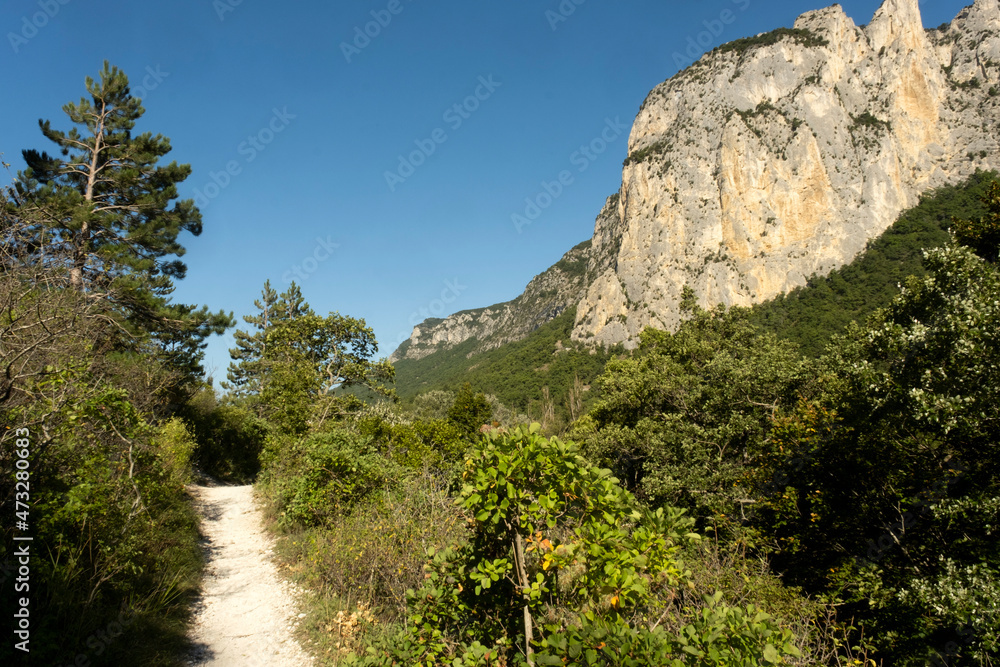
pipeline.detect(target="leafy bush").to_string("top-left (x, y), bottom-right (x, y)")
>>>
top-left (345, 426), bottom-right (801, 665)
top-left (447, 382), bottom-right (493, 437)
top-left (586, 294), bottom-right (817, 523)
top-left (0, 370), bottom-right (202, 666)
top-left (185, 394), bottom-right (270, 482)
top-left (262, 428), bottom-right (403, 529)
top-left (273, 471), bottom-right (468, 659)
top-left (952, 178), bottom-right (1000, 263)
top-left (153, 416), bottom-right (197, 484)
top-left (752, 243), bottom-right (1000, 664)
top-left (408, 389), bottom-right (456, 421)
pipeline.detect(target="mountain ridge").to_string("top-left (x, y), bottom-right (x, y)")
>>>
top-left (392, 0), bottom-right (1000, 363)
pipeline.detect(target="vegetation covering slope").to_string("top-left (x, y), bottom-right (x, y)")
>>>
top-left (395, 170), bottom-right (999, 423)
top-left (749, 170), bottom-right (996, 356)
top-left (394, 307), bottom-right (622, 431)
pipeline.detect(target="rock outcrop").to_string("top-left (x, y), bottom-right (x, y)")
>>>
top-left (392, 0), bottom-right (1000, 362)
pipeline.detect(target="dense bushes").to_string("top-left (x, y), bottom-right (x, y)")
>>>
top-left (748, 244), bottom-right (1000, 665)
top-left (581, 238), bottom-right (1000, 663)
top-left (276, 472), bottom-right (466, 624)
top-left (344, 426), bottom-right (802, 666)
top-left (262, 428), bottom-right (404, 529)
top-left (0, 359), bottom-right (203, 666)
top-left (584, 291), bottom-right (817, 523)
top-left (183, 390), bottom-right (269, 483)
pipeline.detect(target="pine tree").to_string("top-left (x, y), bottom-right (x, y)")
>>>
top-left (225, 281), bottom-right (311, 398)
top-left (11, 62), bottom-right (232, 381)
top-left (447, 382), bottom-right (493, 437)
top-left (16, 61), bottom-right (202, 318)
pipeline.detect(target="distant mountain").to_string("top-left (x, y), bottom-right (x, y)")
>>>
top-left (392, 0), bottom-right (1000, 365)
top-left (393, 171), bottom-right (997, 417)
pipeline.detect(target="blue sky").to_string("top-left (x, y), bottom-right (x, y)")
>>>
top-left (1, 0), bottom-right (968, 382)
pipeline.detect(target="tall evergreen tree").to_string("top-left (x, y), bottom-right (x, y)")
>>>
top-left (225, 281), bottom-right (311, 398)
top-left (16, 61), bottom-right (202, 317)
top-left (12, 62), bottom-right (232, 379)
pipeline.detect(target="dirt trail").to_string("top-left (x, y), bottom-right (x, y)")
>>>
top-left (186, 482), bottom-right (314, 667)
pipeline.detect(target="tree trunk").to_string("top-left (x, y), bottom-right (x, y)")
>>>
top-left (514, 533), bottom-right (534, 666)
top-left (72, 103), bottom-right (106, 291)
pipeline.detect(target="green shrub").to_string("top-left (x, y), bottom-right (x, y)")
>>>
top-left (714, 27), bottom-right (828, 57)
top-left (153, 417), bottom-right (197, 484)
top-left (272, 471), bottom-right (468, 659)
top-left (0, 372), bottom-right (202, 666)
top-left (263, 428), bottom-right (403, 529)
top-left (186, 398), bottom-right (270, 483)
top-left (447, 382), bottom-right (493, 437)
top-left (346, 426), bottom-right (801, 665)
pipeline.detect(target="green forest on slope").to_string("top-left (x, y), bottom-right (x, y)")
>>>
top-left (393, 307), bottom-right (622, 431)
top-left (748, 170), bottom-right (996, 356)
top-left (394, 170), bottom-right (998, 426)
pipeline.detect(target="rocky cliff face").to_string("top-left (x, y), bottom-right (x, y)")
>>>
top-left (573, 0), bottom-right (1000, 345)
top-left (393, 0), bottom-right (1000, 362)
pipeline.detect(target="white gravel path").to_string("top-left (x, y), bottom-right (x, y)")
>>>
top-left (185, 483), bottom-right (314, 667)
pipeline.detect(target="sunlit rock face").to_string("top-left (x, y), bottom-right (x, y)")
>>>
top-left (572, 0), bottom-right (1000, 346)
top-left (393, 0), bottom-right (1000, 361)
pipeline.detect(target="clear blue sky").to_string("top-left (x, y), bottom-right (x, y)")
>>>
top-left (1, 0), bottom-right (967, 382)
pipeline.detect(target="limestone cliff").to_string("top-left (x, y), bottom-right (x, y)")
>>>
top-left (392, 0), bottom-right (1000, 362)
top-left (573, 0), bottom-right (1000, 345)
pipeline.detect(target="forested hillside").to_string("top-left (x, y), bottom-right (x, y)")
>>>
top-left (748, 170), bottom-right (996, 356)
top-left (395, 170), bottom-right (998, 424)
top-left (394, 308), bottom-right (622, 432)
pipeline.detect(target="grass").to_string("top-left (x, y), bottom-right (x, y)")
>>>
top-left (35, 484), bottom-right (206, 666)
top-left (262, 471), bottom-right (468, 663)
